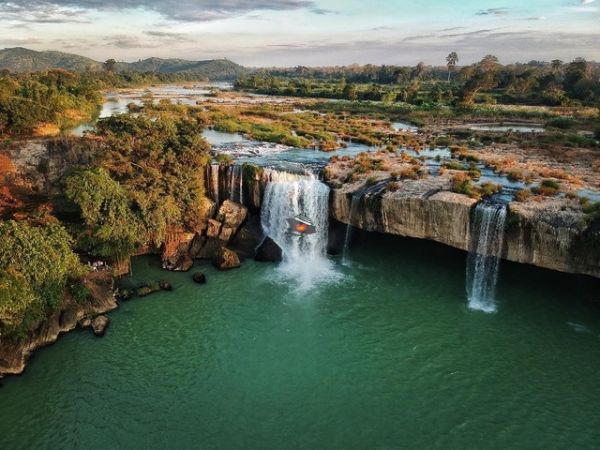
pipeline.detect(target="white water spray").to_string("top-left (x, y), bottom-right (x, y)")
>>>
top-left (466, 202), bottom-right (507, 313)
top-left (261, 171), bottom-right (341, 290)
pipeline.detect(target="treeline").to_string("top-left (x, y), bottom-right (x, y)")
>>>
top-left (0, 70), bottom-right (103, 136)
top-left (236, 57), bottom-right (600, 107)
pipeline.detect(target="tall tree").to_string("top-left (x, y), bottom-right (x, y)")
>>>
top-left (103, 59), bottom-right (116, 73)
top-left (446, 52), bottom-right (459, 82)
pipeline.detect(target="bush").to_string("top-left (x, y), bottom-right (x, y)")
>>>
top-left (514, 189), bottom-right (531, 202)
top-left (69, 283), bottom-right (91, 303)
top-left (365, 176), bottom-right (378, 187)
top-left (545, 118), bottom-right (575, 129)
top-left (0, 220), bottom-right (85, 339)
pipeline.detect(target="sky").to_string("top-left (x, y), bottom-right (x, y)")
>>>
top-left (0, 0), bottom-right (599, 66)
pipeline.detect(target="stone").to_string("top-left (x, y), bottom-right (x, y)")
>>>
top-left (192, 272), bottom-right (207, 284)
top-left (91, 316), bottom-right (109, 337)
top-left (229, 215), bottom-right (264, 259)
top-left (255, 237), bottom-right (283, 262)
top-left (207, 219), bottom-right (222, 238)
top-left (213, 247), bottom-right (241, 271)
top-left (196, 237), bottom-right (222, 260)
top-left (159, 280), bottom-right (173, 291)
top-left (79, 317), bottom-right (92, 329)
top-left (216, 200), bottom-right (248, 232)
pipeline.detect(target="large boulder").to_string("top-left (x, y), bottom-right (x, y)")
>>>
top-left (229, 215), bottom-right (264, 258)
top-left (255, 237), bottom-right (283, 262)
top-left (162, 231), bottom-right (195, 271)
top-left (213, 247), bottom-right (241, 271)
top-left (216, 200), bottom-right (248, 242)
top-left (92, 315), bottom-right (109, 337)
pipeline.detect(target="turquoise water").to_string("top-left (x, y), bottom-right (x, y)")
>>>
top-left (1, 234), bottom-right (600, 449)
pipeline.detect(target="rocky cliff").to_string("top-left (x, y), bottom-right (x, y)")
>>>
top-left (0, 272), bottom-right (117, 378)
top-left (330, 182), bottom-right (600, 279)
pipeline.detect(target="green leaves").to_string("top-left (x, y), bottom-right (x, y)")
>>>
top-left (0, 220), bottom-right (85, 339)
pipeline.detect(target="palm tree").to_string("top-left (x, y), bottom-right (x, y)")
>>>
top-left (446, 52), bottom-right (459, 82)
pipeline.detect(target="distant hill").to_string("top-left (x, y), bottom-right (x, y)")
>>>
top-left (0, 48), bottom-right (246, 80)
top-left (119, 57), bottom-right (246, 80)
top-left (0, 48), bottom-right (101, 72)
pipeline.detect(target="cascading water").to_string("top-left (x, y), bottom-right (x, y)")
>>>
top-left (342, 193), bottom-right (361, 265)
top-left (466, 202), bottom-right (507, 313)
top-left (261, 170), bottom-right (341, 290)
top-left (226, 165), bottom-right (243, 204)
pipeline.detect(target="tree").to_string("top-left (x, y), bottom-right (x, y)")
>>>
top-left (103, 59), bottom-right (116, 73)
top-left (551, 59), bottom-right (563, 72)
top-left (65, 168), bottom-right (144, 261)
top-left (343, 83), bottom-right (358, 100)
top-left (446, 52), bottom-right (459, 82)
top-left (456, 55), bottom-right (500, 107)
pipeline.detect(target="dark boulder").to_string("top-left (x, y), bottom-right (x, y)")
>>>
top-left (255, 237), bottom-right (283, 262)
top-left (159, 280), bottom-right (173, 291)
top-left (192, 272), bottom-right (207, 284)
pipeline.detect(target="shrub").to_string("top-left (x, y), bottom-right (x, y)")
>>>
top-left (480, 182), bottom-right (502, 197)
top-left (532, 179), bottom-right (560, 196)
top-left (546, 118), bottom-right (575, 129)
top-left (69, 283), bottom-right (91, 303)
top-left (365, 176), bottom-right (378, 187)
top-left (514, 189), bottom-right (531, 202)
top-left (451, 173), bottom-right (480, 199)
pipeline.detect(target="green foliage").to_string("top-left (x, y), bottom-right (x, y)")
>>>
top-left (0, 70), bottom-right (103, 136)
top-left (94, 115), bottom-right (211, 243)
top-left (65, 168), bottom-right (144, 260)
top-left (69, 283), bottom-right (91, 303)
top-left (0, 220), bottom-right (85, 339)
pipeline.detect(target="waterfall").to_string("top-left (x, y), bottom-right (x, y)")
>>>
top-left (206, 164), bottom-right (221, 205)
top-left (226, 165), bottom-right (243, 203)
top-left (342, 193), bottom-right (361, 265)
top-left (261, 171), bottom-right (341, 290)
top-left (466, 202), bottom-right (507, 313)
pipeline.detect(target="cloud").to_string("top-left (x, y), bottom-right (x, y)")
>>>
top-left (0, 2), bottom-right (89, 23)
top-left (525, 16), bottom-right (546, 21)
top-left (476, 8), bottom-right (509, 16)
top-left (581, 0), bottom-right (596, 4)
top-left (0, 0), bottom-right (316, 23)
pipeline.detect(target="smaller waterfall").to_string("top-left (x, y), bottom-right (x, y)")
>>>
top-left (226, 165), bottom-right (244, 203)
top-left (466, 202), bottom-right (507, 313)
top-left (342, 193), bottom-right (361, 265)
top-left (206, 164), bottom-right (221, 205)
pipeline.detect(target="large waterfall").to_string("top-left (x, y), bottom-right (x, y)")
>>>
top-left (466, 202), bottom-right (507, 312)
top-left (261, 171), bottom-right (340, 290)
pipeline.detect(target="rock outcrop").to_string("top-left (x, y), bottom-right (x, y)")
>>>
top-left (255, 236), bottom-right (283, 262)
top-left (161, 200), bottom-right (249, 269)
top-left (213, 247), bottom-right (241, 270)
top-left (91, 316), bottom-right (109, 336)
top-left (330, 184), bottom-right (600, 279)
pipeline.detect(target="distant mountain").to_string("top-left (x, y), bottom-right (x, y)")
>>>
top-left (0, 48), bottom-right (101, 72)
top-left (0, 48), bottom-right (246, 80)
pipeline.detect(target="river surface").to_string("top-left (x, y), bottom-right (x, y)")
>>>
top-left (1, 234), bottom-right (600, 449)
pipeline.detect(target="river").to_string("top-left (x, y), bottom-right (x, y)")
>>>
top-left (1, 233), bottom-right (599, 448)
